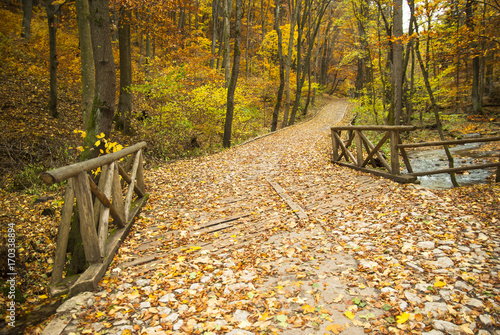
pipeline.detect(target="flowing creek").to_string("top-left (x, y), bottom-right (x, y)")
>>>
top-left (406, 142), bottom-right (500, 189)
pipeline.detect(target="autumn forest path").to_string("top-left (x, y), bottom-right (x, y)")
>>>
top-left (47, 99), bottom-right (500, 335)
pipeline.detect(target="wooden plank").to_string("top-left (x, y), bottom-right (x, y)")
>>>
top-left (125, 149), bottom-right (142, 221)
top-left (50, 179), bottom-right (74, 286)
top-left (195, 214), bottom-right (249, 230)
top-left (117, 162), bottom-right (145, 198)
top-left (137, 150), bottom-right (145, 194)
top-left (390, 131), bottom-right (400, 175)
top-left (359, 131), bottom-right (391, 172)
top-left (98, 163), bottom-right (115, 257)
top-left (331, 129), bottom-right (340, 161)
top-left (332, 125), bottom-right (416, 131)
top-left (266, 177), bottom-right (308, 220)
top-left (406, 162), bottom-right (500, 177)
top-left (69, 195), bottom-right (148, 297)
top-left (87, 174), bottom-right (125, 228)
top-left (398, 136), bottom-right (500, 149)
top-left (92, 165), bottom-right (108, 228)
top-left (73, 171), bottom-right (101, 264)
top-left (355, 130), bottom-right (363, 167)
top-left (40, 142), bottom-right (147, 185)
top-left (399, 146), bottom-right (413, 174)
top-left (334, 161), bottom-right (418, 184)
top-left (111, 163), bottom-right (126, 226)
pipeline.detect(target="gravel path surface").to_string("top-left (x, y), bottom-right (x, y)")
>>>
top-left (43, 98), bottom-right (499, 335)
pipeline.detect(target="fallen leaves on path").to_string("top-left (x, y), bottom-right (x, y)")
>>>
top-left (4, 99), bottom-right (500, 335)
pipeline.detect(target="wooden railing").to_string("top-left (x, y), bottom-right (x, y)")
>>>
top-left (331, 126), bottom-right (500, 184)
top-left (40, 142), bottom-right (148, 297)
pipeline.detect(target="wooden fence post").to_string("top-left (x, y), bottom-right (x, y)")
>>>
top-left (73, 171), bottom-right (101, 264)
top-left (50, 179), bottom-right (74, 286)
top-left (390, 130), bottom-right (400, 175)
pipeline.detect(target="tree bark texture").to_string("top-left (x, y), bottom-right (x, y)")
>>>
top-left (117, 6), bottom-right (133, 134)
top-left (75, 0), bottom-right (95, 129)
top-left (271, 0), bottom-right (285, 132)
top-left (88, 0), bottom-right (116, 141)
top-left (47, 3), bottom-right (58, 118)
top-left (21, 0), bottom-right (33, 39)
top-left (223, 0), bottom-right (232, 87)
top-left (223, 0), bottom-right (242, 148)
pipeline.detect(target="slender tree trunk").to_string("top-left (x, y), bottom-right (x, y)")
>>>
top-left (390, 0), bottom-right (403, 125)
top-left (21, 0), bottom-right (33, 39)
top-left (210, 0), bottom-right (219, 69)
top-left (223, 0), bottom-right (232, 87)
top-left (116, 6), bottom-right (132, 134)
top-left (410, 0), bottom-right (459, 187)
top-left (223, 0), bottom-right (242, 147)
top-left (281, 0), bottom-right (298, 128)
top-left (289, 0), bottom-right (329, 125)
top-left (145, 33), bottom-right (152, 79)
top-left (47, 3), bottom-right (58, 118)
top-left (271, 0), bottom-right (285, 131)
top-left (245, 0), bottom-right (253, 77)
top-left (75, 0), bottom-right (95, 129)
top-left (466, 0), bottom-right (483, 114)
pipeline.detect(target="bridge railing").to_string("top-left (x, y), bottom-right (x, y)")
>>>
top-left (40, 142), bottom-right (148, 297)
top-left (331, 126), bottom-right (500, 184)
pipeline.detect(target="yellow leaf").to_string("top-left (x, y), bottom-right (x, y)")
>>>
top-left (396, 312), bottom-right (410, 324)
top-left (95, 140), bottom-right (101, 147)
top-left (39, 294), bottom-right (48, 300)
top-left (434, 280), bottom-right (446, 288)
top-left (344, 311), bottom-right (355, 320)
top-left (177, 256), bottom-right (186, 262)
top-left (302, 304), bottom-right (315, 314)
top-left (97, 132), bottom-right (105, 139)
top-left (326, 323), bottom-right (345, 334)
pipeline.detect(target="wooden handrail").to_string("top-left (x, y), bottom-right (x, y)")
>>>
top-left (40, 141), bottom-right (147, 184)
top-left (331, 125), bottom-right (416, 131)
top-left (398, 136), bottom-right (500, 149)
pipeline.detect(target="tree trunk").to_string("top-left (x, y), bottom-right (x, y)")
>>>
top-left (245, 0), bottom-right (253, 77)
top-left (410, 0), bottom-right (459, 187)
top-left (210, 0), bottom-right (219, 69)
top-left (281, 0), bottom-right (298, 128)
top-left (84, 0), bottom-right (116, 160)
top-left (116, 6), bottom-right (133, 134)
top-left (75, 0), bottom-right (95, 129)
top-left (223, 0), bottom-right (242, 147)
top-left (21, 0), bottom-right (33, 40)
top-left (390, 0), bottom-right (403, 125)
top-left (466, 0), bottom-right (483, 114)
top-left (223, 0), bottom-right (232, 87)
top-left (271, 0), bottom-right (285, 131)
top-left (289, 0), bottom-right (329, 125)
top-left (47, 3), bottom-right (58, 118)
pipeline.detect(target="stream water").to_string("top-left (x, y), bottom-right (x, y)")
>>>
top-left (406, 142), bottom-right (500, 189)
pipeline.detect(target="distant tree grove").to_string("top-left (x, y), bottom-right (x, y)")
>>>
top-left (8, 0), bottom-right (500, 156)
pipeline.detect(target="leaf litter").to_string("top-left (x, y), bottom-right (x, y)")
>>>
top-left (13, 99), bottom-right (500, 334)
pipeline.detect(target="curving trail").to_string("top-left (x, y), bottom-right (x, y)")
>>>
top-left (46, 99), bottom-right (499, 335)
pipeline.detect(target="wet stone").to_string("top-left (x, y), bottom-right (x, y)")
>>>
top-left (467, 298), bottom-right (484, 308)
top-left (136, 279), bottom-right (151, 287)
top-left (479, 314), bottom-right (494, 326)
top-left (432, 320), bottom-right (462, 335)
top-left (433, 257), bottom-right (454, 268)
top-left (418, 241), bottom-right (435, 249)
top-left (424, 302), bottom-right (448, 317)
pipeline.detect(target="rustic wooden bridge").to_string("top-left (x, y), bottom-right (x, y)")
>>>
top-left (331, 125), bottom-right (500, 184)
top-left (40, 142), bottom-right (148, 297)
